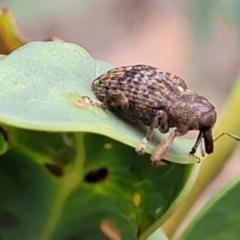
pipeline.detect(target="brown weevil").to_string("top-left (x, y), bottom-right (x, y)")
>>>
top-left (83, 65), bottom-right (238, 166)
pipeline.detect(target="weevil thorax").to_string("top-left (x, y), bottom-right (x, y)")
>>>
top-left (168, 91), bottom-right (217, 135)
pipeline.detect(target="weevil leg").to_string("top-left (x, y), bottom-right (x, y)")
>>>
top-left (188, 131), bottom-right (204, 162)
top-left (150, 127), bottom-right (178, 167)
top-left (136, 110), bottom-right (168, 155)
top-left (82, 96), bottom-right (105, 108)
top-left (104, 89), bottom-right (129, 110)
top-left (200, 139), bottom-right (205, 157)
top-left (192, 154), bottom-right (201, 163)
top-left (136, 126), bottom-right (157, 155)
top-left (189, 131), bottom-right (203, 155)
top-left (136, 137), bottom-right (149, 155)
top-left (82, 89), bottom-right (129, 110)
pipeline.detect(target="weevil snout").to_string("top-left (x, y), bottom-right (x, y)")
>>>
top-left (190, 109), bottom-right (217, 156)
top-left (199, 109), bottom-right (217, 154)
top-left (202, 129), bottom-right (214, 154)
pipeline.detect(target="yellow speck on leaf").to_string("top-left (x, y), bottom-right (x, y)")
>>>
top-left (133, 193), bottom-right (141, 207)
top-left (104, 143), bottom-right (112, 149)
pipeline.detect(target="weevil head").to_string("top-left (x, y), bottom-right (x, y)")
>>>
top-left (198, 109), bottom-right (217, 154)
top-left (168, 91), bottom-right (217, 153)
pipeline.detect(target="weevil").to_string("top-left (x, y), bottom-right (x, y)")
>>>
top-left (82, 65), bottom-right (237, 166)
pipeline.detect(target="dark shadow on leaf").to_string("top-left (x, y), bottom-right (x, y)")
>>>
top-left (45, 163), bottom-right (64, 177)
top-left (0, 210), bottom-right (19, 228)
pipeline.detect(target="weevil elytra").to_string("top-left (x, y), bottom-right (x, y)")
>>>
top-left (83, 64), bottom-right (218, 166)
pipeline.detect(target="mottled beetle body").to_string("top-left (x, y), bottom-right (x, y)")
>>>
top-left (85, 65), bottom-right (217, 166)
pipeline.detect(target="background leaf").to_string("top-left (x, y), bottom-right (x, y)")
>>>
top-left (180, 176), bottom-right (240, 240)
top-left (0, 9), bottom-right (26, 54)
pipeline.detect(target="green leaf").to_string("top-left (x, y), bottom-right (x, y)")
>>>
top-left (0, 41), bottom-right (201, 239)
top-left (0, 41), bottom-right (197, 164)
top-left (180, 176), bottom-right (240, 240)
top-left (0, 129), bottom-right (200, 240)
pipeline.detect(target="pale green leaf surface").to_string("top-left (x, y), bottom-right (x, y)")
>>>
top-left (0, 41), bottom-right (197, 163)
top-left (180, 176), bottom-right (240, 240)
top-left (147, 229), bottom-right (169, 240)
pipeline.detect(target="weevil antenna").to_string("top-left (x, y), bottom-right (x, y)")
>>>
top-left (214, 132), bottom-right (240, 142)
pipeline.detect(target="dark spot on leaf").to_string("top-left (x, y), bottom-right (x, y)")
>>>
top-left (45, 163), bottom-right (64, 177)
top-left (84, 167), bottom-right (108, 183)
top-left (0, 210), bottom-right (19, 228)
